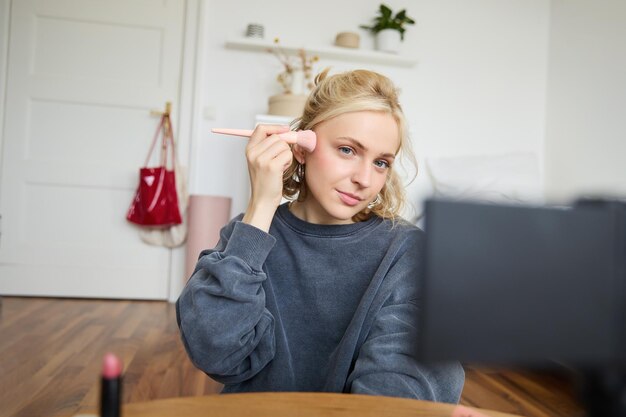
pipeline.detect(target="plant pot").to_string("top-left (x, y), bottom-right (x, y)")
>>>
top-left (375, 29), bottom-right (401, 54)
top-left (268, 93), bottom-right (308, 118)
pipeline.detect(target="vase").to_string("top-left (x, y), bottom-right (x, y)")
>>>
top-left (290, 69), bottom-right (305, 95)
top-left (375, 29), bottom-right (401, 54)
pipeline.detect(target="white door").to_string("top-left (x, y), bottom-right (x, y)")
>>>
top-left (0, 0), bottom-right (185, 299)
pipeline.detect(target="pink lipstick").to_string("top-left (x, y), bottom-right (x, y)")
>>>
top-left (101, 353), bottom-right (122, 417)
top-left (212, 128), bottom-right (316, 152)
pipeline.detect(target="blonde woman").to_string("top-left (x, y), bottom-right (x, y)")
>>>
top-left (177, 69), bottom-right (464, 402)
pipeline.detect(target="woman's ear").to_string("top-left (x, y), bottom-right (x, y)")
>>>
top-left (292, 144), bottom-right (307, 164)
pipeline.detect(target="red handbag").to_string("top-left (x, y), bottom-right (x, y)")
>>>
top-left (126, 113), bottom-right (182, 227)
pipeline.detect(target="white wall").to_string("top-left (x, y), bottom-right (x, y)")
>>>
top-left (0, 0), bottom-right (10, 168)
top-left (544, 0), bottom-right (626, 203)
top-left (191, 0), bottom-right (551, 219)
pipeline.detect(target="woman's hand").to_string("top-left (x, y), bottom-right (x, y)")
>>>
top-left (242, 124), bottom-right (293, 232)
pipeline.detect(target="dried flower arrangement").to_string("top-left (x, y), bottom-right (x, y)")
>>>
top-left (267, 38), bottom-right (319, 94)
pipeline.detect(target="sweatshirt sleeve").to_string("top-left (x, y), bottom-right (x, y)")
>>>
top-left (346, 227), bottom-right (465, 403)
top-left (346, 300), bottom-right (465, 402)
top-left (176, 219), bottom-right (277, 385)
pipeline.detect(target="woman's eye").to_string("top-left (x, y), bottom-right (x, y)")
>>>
top-left (339, 146), bottom-right (353, 155)
top-left (374, 160), bottom-right (390, 169)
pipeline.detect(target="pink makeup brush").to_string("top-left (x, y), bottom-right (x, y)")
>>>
top-left (212, 128), bottom-right (316, 152)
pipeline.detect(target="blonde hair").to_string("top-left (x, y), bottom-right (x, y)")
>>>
top-left (283, 68), bottom-right (417, 222)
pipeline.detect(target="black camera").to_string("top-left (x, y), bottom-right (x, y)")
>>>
top-left (418, 198), bottom-right (626, 417)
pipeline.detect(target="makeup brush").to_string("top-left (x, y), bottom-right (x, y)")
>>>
top-left (212, 128), bottom-right (316, 152)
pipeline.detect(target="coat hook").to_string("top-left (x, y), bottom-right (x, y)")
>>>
top-left (150, 101), bottom-right (173, 117)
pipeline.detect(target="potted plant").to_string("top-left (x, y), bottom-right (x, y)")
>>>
top-left (360, 4), bottom-right (415, 53)
top-left (266, 38), bottom-right (319, 117)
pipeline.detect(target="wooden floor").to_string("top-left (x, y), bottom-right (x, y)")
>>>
top-left (0, 297), bottom-right (585, 417)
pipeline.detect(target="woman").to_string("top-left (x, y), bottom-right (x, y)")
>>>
top-left (176, 68), bottom-right (464, 402)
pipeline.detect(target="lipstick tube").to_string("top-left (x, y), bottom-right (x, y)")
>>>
top-left (100, 353), bottom-right (122, 417)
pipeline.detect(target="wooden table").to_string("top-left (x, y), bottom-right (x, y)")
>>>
top-left (121, 392), bottom-right (524, 417)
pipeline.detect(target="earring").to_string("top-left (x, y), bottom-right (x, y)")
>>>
top-left (368, 194), bottom-right (381, 209)
top-left (297, 163), bottom-right (305, 181)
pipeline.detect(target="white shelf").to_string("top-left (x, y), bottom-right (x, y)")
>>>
top-left (225, 37), bottom-right (417, 68)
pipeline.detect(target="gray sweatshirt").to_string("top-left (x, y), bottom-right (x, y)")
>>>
top-left (176, 203), bottom-right (464, 402)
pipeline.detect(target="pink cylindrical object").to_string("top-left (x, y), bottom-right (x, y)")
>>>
top-left (102, 353), bottom-right (122, 379)
top-left (211, 128), bottom-right (316, 152)
top-left (185, 195), bottom-right (232, 280)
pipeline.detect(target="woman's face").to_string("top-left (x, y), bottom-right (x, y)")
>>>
top-left (296, 110), bottom-right (400, 225)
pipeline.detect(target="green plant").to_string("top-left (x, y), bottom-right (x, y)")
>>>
top-left (360, 4), bottom-right (415, 41)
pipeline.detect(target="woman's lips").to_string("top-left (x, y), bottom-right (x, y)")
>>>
top-left (337, 190), bottom-right (362, 207)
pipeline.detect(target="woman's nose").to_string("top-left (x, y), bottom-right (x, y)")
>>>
top-left (351, 161), bottom-right (372, 188)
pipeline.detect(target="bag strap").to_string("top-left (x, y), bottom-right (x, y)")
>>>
top-left (143, 113), bottom-right (177, 169)
top-left (144, 116), bottom-right (166, 167)
top-left (162, 113), bottom-right (177, 170)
